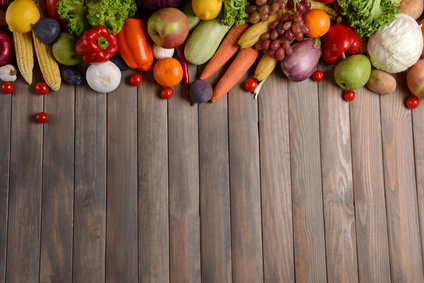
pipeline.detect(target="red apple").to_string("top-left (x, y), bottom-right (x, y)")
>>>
top-left (407, 59), bottom-right (424, 99)
top-left (147, 8), bottom-right (189, 49)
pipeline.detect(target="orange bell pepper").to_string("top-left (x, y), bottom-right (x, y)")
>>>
top-left (117, 18), bottom-right (154, 71)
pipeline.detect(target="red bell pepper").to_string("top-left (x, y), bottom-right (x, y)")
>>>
top-left (75, 25), bottom-right (118, 64)
top-left (116, 18), bottom-right (153, 72)
top-left (322, 23), bottom-right (361, 64)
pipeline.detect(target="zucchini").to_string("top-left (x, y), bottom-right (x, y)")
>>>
top-left (179, 0), bottom-right (201, 31)
top-left (184, 15), bottom-right (231, 65)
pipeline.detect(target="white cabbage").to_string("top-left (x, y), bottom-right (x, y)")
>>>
top-left (367, 13), bottom-right (423, 73)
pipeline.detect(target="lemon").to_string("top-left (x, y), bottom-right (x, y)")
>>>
top-left (192, 0), bottom-right (222, 21)
top-left (6, 0), bottom-right (41, 33)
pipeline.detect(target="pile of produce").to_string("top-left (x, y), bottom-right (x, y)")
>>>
top-left (0, 0), bottom-right (424, 123)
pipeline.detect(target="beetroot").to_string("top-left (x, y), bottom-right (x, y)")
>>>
top-left (138, 0), bottom-right (183, 10)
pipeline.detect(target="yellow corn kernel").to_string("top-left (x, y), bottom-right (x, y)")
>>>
top-left (32, 30), bottom-right (61, 91)
top-left (13, 31), bottom-right (33, 84)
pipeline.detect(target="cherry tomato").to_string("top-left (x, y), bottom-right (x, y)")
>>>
top-left (312, 70), bottom-right (324, 82)
top-left (35, 82), bottom-right (49, 95)
top-left (1, 82), bottom-right (14, 94)
top-left (344, 90), bottom-right (355, 102)
top-left (36, 112), bottom-right (49, 123)
top-left (244, 78), bottom-right (258, 92)
top-left (161, 87), bottom-right (173, 99)
top-left (129, 73), bottom-right (142, 86)
top-left (406, 96), bottom-right (420, 109)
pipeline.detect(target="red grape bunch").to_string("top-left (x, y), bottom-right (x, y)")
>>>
top-left (247, 0), bottom-right (288, 23)
top-left (247, 0), bottom-right (312, 61)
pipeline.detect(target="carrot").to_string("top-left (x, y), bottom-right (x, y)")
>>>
top-left (199, 23), bottom-right (249, 80)
top-left (210, 47), bottom-right (259, 103)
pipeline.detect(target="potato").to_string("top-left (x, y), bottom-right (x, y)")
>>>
top-left (366, 69), bottom-right (397, 95)
top-left (398, 0), bottom-right (423, 20)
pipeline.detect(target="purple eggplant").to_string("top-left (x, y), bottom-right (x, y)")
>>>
top-left (138, 0), bottom-right (184, 10)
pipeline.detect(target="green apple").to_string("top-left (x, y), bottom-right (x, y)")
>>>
top-left (334, 54), bottom-right (372, 91)
top-left (52, 32), bottom-right (82, 66)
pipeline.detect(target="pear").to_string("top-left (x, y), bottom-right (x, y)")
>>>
top-left (52, 32), bottom-right (82, 66)
top-left (334, 54), bottom-right (372, 91)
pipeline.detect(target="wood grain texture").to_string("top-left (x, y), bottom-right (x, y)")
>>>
top-left (0, 84), bottom-right (11, 283)
top-left (258, 70), bottom-right (294, 282)
top-left (168, 64), bottom-right (201, 283)
top-left (413, 89), bottom-right (424, 271)
top-left (228, 70), bottom-right (263, 283)
top-left (380, 73), bottom-right (424, 283)
top-left (350, 87), bottom-right (391, 283)
top-left (138, 71), bottom-right (170, 283)
top-left (106, 71), bottom-right (138, 283)
top-left (6, 77), bottom-right (43, 282)
top-left (39, 83), bottom-right (75, 283)
top-left (318, 63), bottom-right (358, 283)
top-left (73, 82), bottom-right (107, 283)
top-left (288, 78), bottom-right (327, 283)
top-left (199, 68), bottom-right (232, 283)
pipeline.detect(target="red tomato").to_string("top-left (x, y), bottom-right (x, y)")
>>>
top-left (36, 112), bottom-right (49, 123)
top-left (344, 90), bottom-right (355, 102)
top-left (312, 70), bottom-right (324, 82)
top-left (244, 78), bottom-right (258, 92)
top-left (35, 82), bottom-right (49, 95)
top-left (46, 0), bottom-right (68, 29)
top-left (161, 87), bottom-right (173, 99)
top-left (1, 82), bottom-right (14, 94)
top-left (129, 73), bottom-right (142, 86)
top-left (406, 96), bottom-right (420, 109)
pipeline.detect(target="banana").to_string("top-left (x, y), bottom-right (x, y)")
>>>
top-left (310, 0), bottom-right (339, 21)
top-left (238, 11), bottom-right (283, 49)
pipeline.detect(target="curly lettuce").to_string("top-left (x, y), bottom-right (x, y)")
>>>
top-left (57, 0), bottom-right (137, 37)
top-left (221, 0), bottom-right (250, 26)
top-left (337, 0), bottom-right (401, 38)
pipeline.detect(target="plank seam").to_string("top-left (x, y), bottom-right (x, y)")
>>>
top-left (288, 78), bottom-right (296, 283)
top-left (316, 79), bottom-right (329, 283)
top-left (349, 98), bottom-right (361, 283)
top-left (71, 85), bottom-right (77, 283)
top-left (38, 90), bottom-right (45, 283)
top-left (410, 103), bottom-right (424, 280)
top-left (379, 91), bottom-right (393, 283)
top-left (4, 92), bottom-right (12, 283)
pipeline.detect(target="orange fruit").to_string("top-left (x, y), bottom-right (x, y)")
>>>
top-left (419, 19), bottom-right (424, 57)
top-left (303, 9), bottom-right (331, 38)
top-left (153, 58), bottom-right (183, 87)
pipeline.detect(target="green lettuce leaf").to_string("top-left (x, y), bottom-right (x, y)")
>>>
top-left (221, 0), bottom-right (250, 26)
top-left (337, 0), bottom-right (401, 38)
top-left (57, 0), bottom-right (90, 37)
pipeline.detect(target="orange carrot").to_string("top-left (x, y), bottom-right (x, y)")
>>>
top-left (199, 23), bottom-right (249, 80)
top-left (210, 47), bottom-right (259, 103)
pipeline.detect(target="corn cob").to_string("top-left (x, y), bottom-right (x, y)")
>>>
top-left (32, 30), bottom-right (61, 91)
top-left (253, 54), bottom-right (278, 99)
top-left (238, 11), bottom-right (283, 49)
top-left (13, 31), bottom-right (34, 84)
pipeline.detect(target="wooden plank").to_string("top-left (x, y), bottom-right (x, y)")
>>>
top-left (138, 71), bottom-right (169, 282)
top-left (106, 71), bottom-right (138, 282)
top-left (39, 83), bottom-right (75, 282)
top-left (168, 64), bottom-right (201, 283)
top-left (0, 82), bottom-right (11, 283)
top-left (198, 69), bottom-right (232, 283)
top-left (413, 89), bottom-right (424, 275)
top-left (228, 70), bottom-right (263, 283)
top-left (6, 77), bottom-right (43, 282)
top-left (380, 73), bottom-right (424, 282)
top-left (350, 86), bottom-right (391, 282)
top-left (73, 81), bottom-right (107, 283)
top-left (257, 71), bottom-right (294, 282)
top-left (288, 77), bottom-right (327, 282)
top-left (318, 63), bottom-right (358, 282)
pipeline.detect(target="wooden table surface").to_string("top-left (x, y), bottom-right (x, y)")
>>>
top-left (1, 56), bottom-right (424, 283)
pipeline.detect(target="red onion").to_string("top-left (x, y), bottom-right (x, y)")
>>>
top-left (0, 30), bottom-right (13, 67)
top-left (281, 38), bottom-right (322, 82)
